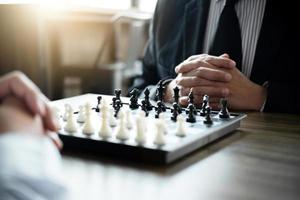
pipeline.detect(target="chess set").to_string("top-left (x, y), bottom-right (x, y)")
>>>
top-left (51, 83), bottom-right (246, 164)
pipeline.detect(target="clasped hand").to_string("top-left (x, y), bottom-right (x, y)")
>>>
top-left (165, 54), bottom-right (267, 111)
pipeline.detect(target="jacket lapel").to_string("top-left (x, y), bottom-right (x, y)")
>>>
top-left (182, 0), bottom-right (210, 59)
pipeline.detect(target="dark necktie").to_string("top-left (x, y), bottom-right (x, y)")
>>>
top-left (209, 0), bottom-right (242, 70)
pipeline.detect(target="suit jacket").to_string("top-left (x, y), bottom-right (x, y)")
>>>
top-left (132, 0), bottom-right (300, 114)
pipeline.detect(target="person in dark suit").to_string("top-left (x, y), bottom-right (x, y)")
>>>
top-left (131, 0), bottom-right (299, 114)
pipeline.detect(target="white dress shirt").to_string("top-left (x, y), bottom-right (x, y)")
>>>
top-left (202, 0), bottom-right (267, 77)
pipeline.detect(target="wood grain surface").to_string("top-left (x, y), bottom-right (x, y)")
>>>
top-left (61, 112), bottom-right (300, 200)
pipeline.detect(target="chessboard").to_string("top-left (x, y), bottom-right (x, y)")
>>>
top-left (50, 90), bottom-right (246, 164)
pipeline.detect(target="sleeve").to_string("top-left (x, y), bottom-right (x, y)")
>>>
top-left (129, 0), bottom-right (161, 95)
top-left (0, 133), bottom-right (68, 200)
top-left (264, 82), bottom-right (300, 114)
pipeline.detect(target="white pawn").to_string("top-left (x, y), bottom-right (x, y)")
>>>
top-left (175, 115), bottom-right (186, 137)
top-left (64, 107), bottom-right (77, 133)
top-left (109, 108), bottom-right (117, 127)
top-left (116, 110), bottom-right (129, 140)
top-left (159, 113), bottom-right (168, 135)
top-left (154, 120), bottom-right (166, 146)
top-left (63, 104), bottom-right (70, 121)
top-left (137, 110), bottom-right (148, 132)
top-left (77, 105), bottom-right (85, 123)
top-left (135, 114), bottom-right (147, 145)
top-left (82, 104), bottom-right (95, 136)
top-left (125, 109), bottom-right (133, 129)
top-left (99, 100), bottom-right (112, 138)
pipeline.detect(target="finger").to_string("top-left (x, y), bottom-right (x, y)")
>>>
top-left (220, 53), bottom-right (229, 58)
top-left (208, 103), bottom-right (220, 111)
top-left (176, 76), bottom-right (220, 88)
top-left (47, 131), bottom-right (63, 150)
top-left (179, 87), bottom-right (190, 97)
top-left (179, 96), bottom-right (189, 107)
top-left (193, 95), bottom-right (221, 104)
top-left (0, 71), bottom-right (47, 116)
top-left (194, 67), bottom-right (232, 82)
top-left (23, 90), bottom-right (46, 116)
top-left (175, 59), bottom-right (213, 74)
top-left (192, 86), bottom-right (230, 98)
top-left (204, 55), bottom-right (236, 69)
top-left (43, 104), bottom-right (59, 132)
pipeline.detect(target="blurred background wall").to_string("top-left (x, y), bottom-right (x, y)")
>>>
top-left (0, 0), bottom-right (156, 99)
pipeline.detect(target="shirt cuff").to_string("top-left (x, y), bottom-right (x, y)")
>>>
top-left (260, 81), bottom-right (269, 112)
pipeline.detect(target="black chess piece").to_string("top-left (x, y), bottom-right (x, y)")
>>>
top-left (171, 102), bottom-right (180, 121)
top-left (186, 90), bottom-right (197, 115)
top-left (95, 96), bottom-right (102, 112)
top-left (203, 106), bottom-right (213, 125)
top-left (219, 98), bottom-right (230, 118)
top-left (186, 104), bottom-right (196, 123)
top-left (200, 95), bottom-right (209, 116)
top-left (129, 88), bottom-right (139, 109)
top-left (114, 99), bottom-right (122, 118)
top-left (112, 97), bottom-right (117, 110)
top-left (114, 89), bottom-right (122, 101)
top-left (173, 86), bottom-right (180, 104)
top-left (144, 88), bottom-right (153, 111)
top-left (155, 100), bottom-right (165, 118)
top-left (155, 81), bottom-right (165, 102)
top-left (141, 100), bottom-right (149, 117)
top-left (188, 90), bottom-right (194, 104)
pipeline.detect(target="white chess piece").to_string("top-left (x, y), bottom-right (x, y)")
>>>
top-left (77, 105), bottom-right (85, 123)
top-left (154, 119), bottom-right (166, 145)
top-left (175, 115), bottom-right (186, 137)
top-left (137, 110), bottom-right (147, 132)
top-left (82, 104), bottom-right (95, 136)
top-left (158, 113), bottom-right (168, 135)
top-left (109, 108), bottom-right (117, 127)
top-left (99, 100), bottom-right (112, 138)
top-left (116, 110), bottom-right (129, 140)
top-left (63, 104), bottom-right (70, 121)
top-left (125, 109), bottom-right (133, 129)
top-left (64, 107), bottom-right (77, 133)
top-left (135, 114), bottom-right (147, 145)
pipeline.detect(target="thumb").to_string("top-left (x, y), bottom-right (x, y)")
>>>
top-left (220, 53), bottom-right (230, 58)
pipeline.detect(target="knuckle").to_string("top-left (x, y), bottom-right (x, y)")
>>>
top-left (175, 77), bottom-right (183, 85)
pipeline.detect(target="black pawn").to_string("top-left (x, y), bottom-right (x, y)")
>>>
top-left (95, 96), bottom-right (102, 112)
top-left (114, 99), bottom-right (122, 118)
top-left (112, 89), bottom-right (122, 110)
top-left (203, 106), bottom-right (213, 125)
top-left (186, 90), bottom-right (197, 115)
top-left (129, 88), bottom-right (139, 109)
top-left (155, 80), bottom-right (165, 102)
top-left (171, 102), bottom-right (180, 121)
top-left (173, 86), bottom-right (180, 104)
top-left (186, 104), bottom-right (196, 123)
top-left (141, 100), bottom-right (149, 117)
top-left (219, 98), bottom-right (230, 119)
top-left (144, 88), bottom-right (153, 111)
top-left (112, 97), bottom-right (117, 110)
top-left (200, 95), bottom-right (209, 116)
top-left (115, 89), bottom-right (122, 102)
top-left (155, 100), bottom-right (165, 118)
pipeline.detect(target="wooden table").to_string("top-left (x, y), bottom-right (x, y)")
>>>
top-left (61, 112), bottom-right (300, 200)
